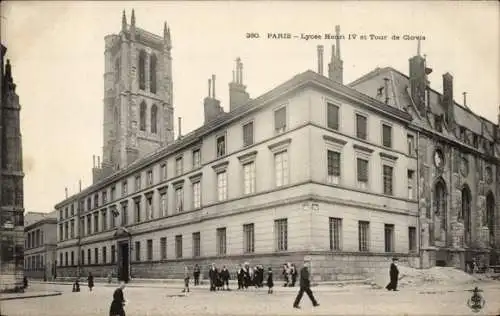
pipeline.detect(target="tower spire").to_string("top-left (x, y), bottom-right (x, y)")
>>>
top-left (122, 10), bottom-right (127, 31)
top-left (131, 9), bottom-right (136, 27)
top-left (163, 22), bottom-right (168, 38)
top-left (328, 25), bottom-right (343, 84)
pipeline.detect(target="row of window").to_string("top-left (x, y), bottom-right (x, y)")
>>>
top-left (61, 100), bottom-right (419, 219)
top-left (25, 229), bottom-right (44, 249)
top-left (24, 254), bottom-right (45, 271)
top-left (60, 145), bottom-right (417, 241)
top-left (434, 114), bottom-right (496, 156)
top-left (58, 218), bottom-right (418, 266)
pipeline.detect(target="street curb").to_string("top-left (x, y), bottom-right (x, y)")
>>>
top-left (0, 292), bottom-right (62, 301)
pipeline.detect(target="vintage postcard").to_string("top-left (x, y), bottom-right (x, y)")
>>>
top-left (0, 1), bottom-right (499, 315)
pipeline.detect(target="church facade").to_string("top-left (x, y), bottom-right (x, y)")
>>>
top-left (0, 44), bottom-right (25, 292)
top-left (54, 11), bottom-right (499, 281)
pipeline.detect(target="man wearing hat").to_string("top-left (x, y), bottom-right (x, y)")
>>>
top-left (293, 261), bottom-right (319, 309)
top-left (385, 258), bottom-right (400, 291)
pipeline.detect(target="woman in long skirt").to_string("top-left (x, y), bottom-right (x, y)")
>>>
top-left (87, 272), bottom-right (94, 292)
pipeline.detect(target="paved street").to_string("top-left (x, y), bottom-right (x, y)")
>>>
top-left (2, 282), bottom-right (500, 316)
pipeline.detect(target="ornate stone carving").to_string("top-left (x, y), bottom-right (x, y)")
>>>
top-left (460, 157), bottom-right (469, 177)
top-left (452, 149), bottom-right (460, 174)
top-left (485, 166), bottom-right (493, 184)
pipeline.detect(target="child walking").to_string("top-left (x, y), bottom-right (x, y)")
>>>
top-left (267, 267), bottom-right (274, 294)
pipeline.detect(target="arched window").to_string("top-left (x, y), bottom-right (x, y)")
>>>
top-left (149, 54), bottom-right (157, 94)
top-left (151, 104), bottom-right (158, 134)
top-left (138, 50), bottom-right (146, 90)
top-left (461, 185), bottom-right (472, 245)
top-left (434, 179), bottom-right (447, 229)
top-left (486, 192), bottom-right (495, 244)
top-left (139, 102), bottom-right (147, 131)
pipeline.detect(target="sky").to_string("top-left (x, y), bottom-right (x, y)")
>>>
top-left (1, 1), bottom-right (499, 213)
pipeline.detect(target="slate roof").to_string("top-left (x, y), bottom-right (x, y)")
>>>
top-left (348, 66), bottom-right (498, 139)
top-left (56, 69), bottom-right (412, 207)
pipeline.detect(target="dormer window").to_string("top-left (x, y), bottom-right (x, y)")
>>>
top-left (216, 135), bottom-right (226, 158)
top-left (460, 127), bottom-right (466, 141)
top-left (274, 106), bottom-right (287, 134)
top-left (434, 115), bottom-right (443, 133)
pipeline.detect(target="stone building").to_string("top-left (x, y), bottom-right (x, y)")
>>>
top-left (93, 9), bottom-right (175, 184)
top-left (0, 43), bottom-right (25, 292)
top-left (24, 211), bottom-right (57, 280)
top-left (350, 42), bottom-right (500, 269)
top-left (55, 14), bottom-right (423, 282)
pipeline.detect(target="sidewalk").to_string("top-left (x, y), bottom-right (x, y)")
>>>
top-left (31, 278), bottom-right (370, 292)
top-left (0, 290), bottom-right (61, 301)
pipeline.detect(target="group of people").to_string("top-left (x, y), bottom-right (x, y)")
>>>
top-left (281, 262), bottom-right (298, 287)
top-left (107, 258), bottom-right (402, 314)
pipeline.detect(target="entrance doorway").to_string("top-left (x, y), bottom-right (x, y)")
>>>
top-left (118, 242), bottom-right (129, 282)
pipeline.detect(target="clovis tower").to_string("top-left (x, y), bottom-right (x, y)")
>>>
top-left (94, 10), bottom-right (174, 183)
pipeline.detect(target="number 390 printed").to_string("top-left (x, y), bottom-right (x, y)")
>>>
top-left (246, 33), bottom-right (260, 39)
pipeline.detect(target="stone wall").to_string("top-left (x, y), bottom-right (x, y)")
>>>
top-left (56, 251), bottom-right (418, 282)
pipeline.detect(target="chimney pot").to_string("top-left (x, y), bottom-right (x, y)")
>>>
top-left (208, 79), bottom-right (212, 98)
top-left (178, 117), bottom-right (182, 138)
top-left (317, 45), bottom-right (324, 75)
top-left (212, 74), bottom-right (216, 98)
top-left (93, 155), bottom-right (96, 168)
top-left (463, 92), bottom-right (467, 107)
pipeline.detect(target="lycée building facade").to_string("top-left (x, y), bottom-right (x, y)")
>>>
top-left (55, 11), bottom-right (498, 281)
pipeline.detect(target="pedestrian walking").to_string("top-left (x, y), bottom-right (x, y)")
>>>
top-left (109, 282), bottom-right (126, 316)
top-left (87, 272), bottom-right (94, 292)
top-left (193, 264), bottom-right (201, 286)
top-left (267, 267), bottom-right (274, 294)
top-left (293, 261), bottom-right (319, 309)
top-left (237, 264), bottom-right (244, 290)
top-left (182, 266), bottom-right (190, 293)
top-left (291, 263), bottom-right (297, 287)
top-left (385, 258), bottom-right (400, 291)
top-left (72, 278), bottom-right (81, 292)
top-left (220, 266), bottom-right (230, 291)
top-left (209, 263), bottom-right (218, 292)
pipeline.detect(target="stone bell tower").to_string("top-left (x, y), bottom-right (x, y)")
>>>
top-left (96, 9), bottom-right (174, 182)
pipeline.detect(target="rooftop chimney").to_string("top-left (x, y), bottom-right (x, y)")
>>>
top-left (212, 74), bottom-right (216, 99)
top-left (409, 39), bottom-right (427, 116)
top-left (328, 25), bottom-right (343, 84)
top-left (442, 73), bottom-right (455, 128)
top-left (65, 187), bottom-right (68, 199)
top-left (229, 57), bottom-right (250, 111)
top-left (383, 78), bottom-right (390, 104)
top-left (93, 155), bottom-right (96, 168)
top-left (79, 180), bottom-right (82, 192)
top-left (204, 74), bottom-right (224, 123)
top-left (178, 117), bottom-right (182, 139)
top-left (97, 156), bottom-right (101, 168)
top-left (317, 45), bottom-right (324, 75)
top-left (463, 92), bottom-right (467, 108)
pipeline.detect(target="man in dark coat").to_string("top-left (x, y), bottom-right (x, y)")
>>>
top-left (293, 262), bottom-right (319, 309)
top-left (109, 282), bottom-right (126, 316)
top-left (220, 265), bottom-right (230, 290)
top-left (193, 264), bottom-right (201, 286)
top-left (236, 264), bottom-right (244, 289)
top-left (87, 272), bottom-right (94, 292)
top-left (209, 263), bottom-right (218, 292)
top-left (385, 258), bottom-right (400, 291)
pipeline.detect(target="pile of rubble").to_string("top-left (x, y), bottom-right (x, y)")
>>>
top-left (368, 266), bottom-right (480, 289)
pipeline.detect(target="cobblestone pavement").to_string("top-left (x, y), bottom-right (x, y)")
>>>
top-left (2, 282), bottom-right (500, 316)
